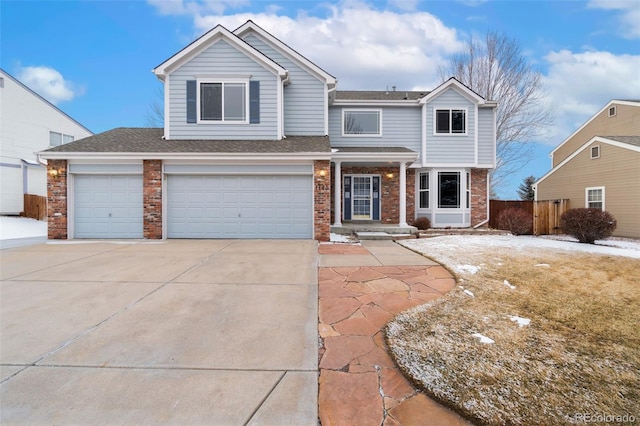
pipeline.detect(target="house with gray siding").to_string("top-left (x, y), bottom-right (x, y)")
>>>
top-left (39, 20), bottom-right (496, 241)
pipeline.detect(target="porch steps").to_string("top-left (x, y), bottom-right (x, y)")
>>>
top-left (354, 231), bottom-right (415, 241)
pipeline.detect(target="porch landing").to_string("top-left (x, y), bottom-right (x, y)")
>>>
top-left (331, 224), bottom-right (417, 241)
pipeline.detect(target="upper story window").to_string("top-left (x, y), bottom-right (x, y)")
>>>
top-left (342, 109), bottom-right (382, 136)
top-left (197, 79), bottom-right (248, 123)
top-left (586, 187), bottom-right (604, 210)
top-left (590, 145), bottom-right (600, 159)
top-left (435, 109), bottom-right (466, 134)
top-left (49, 131), bottom-right (74, 147)
top-left (608, 106), bottom-right (616, 117)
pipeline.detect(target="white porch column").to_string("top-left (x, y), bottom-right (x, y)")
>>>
top-left (399, 162), bottom-right (408, 227)
top-left (334, 160), bottom-right (342, 226)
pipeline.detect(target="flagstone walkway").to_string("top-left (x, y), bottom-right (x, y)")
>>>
top-left (318, 240), bottom-right (472, 426)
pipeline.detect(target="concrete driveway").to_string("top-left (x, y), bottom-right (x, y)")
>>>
top-left (1, 240), bottom-right (319, 425)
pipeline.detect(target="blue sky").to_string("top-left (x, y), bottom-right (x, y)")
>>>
top-left (2, 0), bottom-right (639, 198)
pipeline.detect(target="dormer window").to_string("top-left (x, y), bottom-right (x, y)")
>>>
top-left (435, 109), bottom-right (466, 134)
top-left (608, 106), bottom-right (616, 117)
top-left (197, 79), bottom-right (249, 124)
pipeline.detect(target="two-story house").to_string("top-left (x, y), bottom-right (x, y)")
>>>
top-left (0, 68), bottom-right (92, 215)
top-left (534, 100), bottom-right (640, 238)
top-left (39, 21), bottom-right (496, 241)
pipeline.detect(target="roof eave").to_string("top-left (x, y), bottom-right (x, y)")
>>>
top-left (38, 151), bottom-right (331, 161)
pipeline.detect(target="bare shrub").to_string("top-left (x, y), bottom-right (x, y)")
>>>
top-left (560, 208), bottom-right (617, 244)
top-left (413, 217), bottom-right (431, 230)
top-left (496, 208), bottom-right (532, 235)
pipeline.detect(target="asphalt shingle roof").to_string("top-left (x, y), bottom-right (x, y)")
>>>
top-left (602, 135), bottom-right (640, 148)
top-left (43, 128), bottom-right (331, 154)
top-left (335, 90), bottom-right (428, 101)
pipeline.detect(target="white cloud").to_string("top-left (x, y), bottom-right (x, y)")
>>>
top-left (388, 0), bottom-right (419, 12)
top-left (151, 1), bottom-right (462, 90)
top-left (542, 49), bottom-right (640, 143)
top-left (17, 66), bottom-right (82, 104)
top-left (588, 0), bottom-right (640, 39)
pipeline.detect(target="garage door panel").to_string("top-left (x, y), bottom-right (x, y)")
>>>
top-left (167, 175), bottom-right (312, 239)
top-left (74, 175), bottom-right (143, 239)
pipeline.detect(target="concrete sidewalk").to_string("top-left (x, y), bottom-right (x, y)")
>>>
top-left (1, 240), bottom-right (319, 425)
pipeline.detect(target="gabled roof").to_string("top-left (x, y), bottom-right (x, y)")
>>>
top-left (152, 24), bottom-right (288, 80)
top-left (0, 68), bottom-right (93, 135)
top-left (419, 77), bottom-right (495, 106)
top-left (39, 128), bottom-right (331, 160)
top-left (233, 20), bottom-right (336, 86)
top-left (550, 99), bottom-right (640, 157)
top-left (534, 135), bottom-right (640, 187)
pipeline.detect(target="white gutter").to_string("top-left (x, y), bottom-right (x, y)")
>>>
top-left (38, 152), bottom-right (333, 161)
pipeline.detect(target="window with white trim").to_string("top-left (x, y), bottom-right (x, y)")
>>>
top-left (586, 187), bottom-right (604, 210)
top-left (466, 172), bottom-right (471, 208)
top-left (198, 80), bottom-right (248, 123)
top-left (342, 110), bottom-right (381, 136)
top-left (590, 145), bottom-right (600, 159)
top-left (608, 106), bottom-right (616, 117)
top-left (49, 131), bottom-right (74, 147)
top-left (418, 172), bottom-right (429, 208)
top-left (438, 172), bottom-right (461, 208)
top-left (435, 109), bottom-right (466, 134)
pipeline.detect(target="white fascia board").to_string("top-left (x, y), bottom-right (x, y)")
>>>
top-left (39, 152), bottom-right (332, 161)
top-left (550, 100), bottom-right (640, 157)
top-left (233, 21), bottom-right (336, 85)
top-left (422, 162), bottom-right (491, 168)
top-left (333, 100), bottom-right (420, 107)
top-left (153, 26), bottom-right (288, 79)
top-left (535, 136), bottom-right (640, 187)
top-left (164, 74), bottom-right (170, 139)
top-left (419, 78), bottom-right (485, 105)
top-left (331, 151), bottom-right (419, 163)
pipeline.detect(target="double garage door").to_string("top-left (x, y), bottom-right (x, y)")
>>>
top-left (73, 172), bottom-right (312, 239)
top-left (167, 175), bottom-right (312, 239)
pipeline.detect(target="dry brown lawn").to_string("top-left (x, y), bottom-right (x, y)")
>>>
top-left (387, 241), bottom-right (640, 425)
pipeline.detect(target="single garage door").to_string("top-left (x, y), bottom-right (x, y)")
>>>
top-left (74, 175), bottom-right (143, 238)
top-left (167, 175), bottom-right (312, 239)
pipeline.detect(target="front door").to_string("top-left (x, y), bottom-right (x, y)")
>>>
top-left (343, 175), bottom-right (380, 221)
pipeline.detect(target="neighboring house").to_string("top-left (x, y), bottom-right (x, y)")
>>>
top-left (0, 68), bottom-right (93, 215)
top-left (39, 21), bottom-right (496, 241)
top-left (534, 100), bottom-right (640, 238)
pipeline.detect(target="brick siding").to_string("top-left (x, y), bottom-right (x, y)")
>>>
top-left (314, 160), bottom-right (331, 241)
top-left (143, 160), bottom-right (163, 239)
top-left (471, 168), bottom-right (489, 227)
top-left (47, 159), bottom-right (68, 239)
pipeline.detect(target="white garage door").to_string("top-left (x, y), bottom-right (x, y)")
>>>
top-left (167, 175), bottom-right (312, 239)
top-left (74, 175), bottom-right (143, 238)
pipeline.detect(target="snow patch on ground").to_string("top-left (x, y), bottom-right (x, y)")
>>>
top-left (463, 289), bottom-right (475, 298)
top-left (0, 216), bottom-right (47, 240)
top-left (456, 265), bottom-right (480, 275)
top-left (503, 280), bottom-right (516, 289)
top-left (329, 233), bottom-right (353, 243)
top-left (471, 333), bottom-right (495, 344)
top-left (509, 316), bottom-right (531, 327)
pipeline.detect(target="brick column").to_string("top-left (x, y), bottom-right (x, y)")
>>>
top-left (314, 160), bottom-right (331, 242)
top-left (143, 160), bottom-right (163, 239)
top-left (471, 168), bottom-right (489, 227)
top-left (47, 159), bottom-right (68, 239)
top-left (406, 168), bottom-right (415, 224)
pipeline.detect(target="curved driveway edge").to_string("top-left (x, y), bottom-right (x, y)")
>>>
top-left (1, 239), bottom-right (319, 425)
top-left (318, 240), bottom-right (472, 426)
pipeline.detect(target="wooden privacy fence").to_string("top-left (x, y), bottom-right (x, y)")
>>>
top-left (533, 199), bottom-right (570, 235)
top-left (489, 200), bottom-right (533, 230)
top-left (22, 194), bottom-right (47, 220)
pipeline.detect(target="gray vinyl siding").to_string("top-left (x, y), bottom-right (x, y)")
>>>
top-left (477, 107), bottom-right (495, 166)
top-left (328, 106), bottom-right (421, 155)
top-left (242, 34), bottom-right (325, 136)
top-left (425, 88), bottom-right (476, 164)
top-left (168, 39), bottom-right (278, 140)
